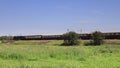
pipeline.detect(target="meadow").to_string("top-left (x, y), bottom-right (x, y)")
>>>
top-left (0, 40), bottom-right (120, 68)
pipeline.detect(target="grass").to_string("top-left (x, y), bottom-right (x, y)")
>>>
top-left (0, 40), bottom-right (120, 68)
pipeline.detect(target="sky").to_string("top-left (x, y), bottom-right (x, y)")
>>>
top-left (0, 0), bottom-right (120, 36)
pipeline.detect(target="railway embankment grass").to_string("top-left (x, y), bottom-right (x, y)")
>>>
top-left (0, 40), bottom-right (120, 68)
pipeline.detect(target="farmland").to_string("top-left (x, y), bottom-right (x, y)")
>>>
top-left (0, 40), bottom-right (120, 68)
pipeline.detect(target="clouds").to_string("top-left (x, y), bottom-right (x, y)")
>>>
top-left (55, 6), bottom-right (72, 10)
top-left (77, 20), bottom-right (97, 24)
top-left (71, 17), bottom-right (99, 24)
top-left (91, 10), bottom-right (104, 15)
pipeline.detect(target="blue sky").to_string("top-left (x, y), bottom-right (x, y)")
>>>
top-left (0, 0), bottom-right (120, 35)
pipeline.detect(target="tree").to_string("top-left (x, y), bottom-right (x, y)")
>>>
top-left (91, 31), bottom-right (104, 45)
top-left (62, 31), bottom-right (80, 46)
top-left (0, 36), bottom-right (13, 40)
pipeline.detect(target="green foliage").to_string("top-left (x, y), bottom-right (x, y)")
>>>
top-left (0, 36), bottom-right (13, 40)
top-left (62, 31), bottom-right (80, 45)
top-left (91, 31), bottom-right (105, 45)
top-left (0, 52), bottom-right (27, 60)
top-left (0, 36), bottom-right (13, 43)
top-left (84, 40), bottom-right (93, 46)
top-left (0, 40), bottom-right (120, 68)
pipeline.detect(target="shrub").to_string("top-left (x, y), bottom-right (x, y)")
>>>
top-left (91, 31), bottom-right (104, 45)
top-left (84, 40), bottom-right (93, 46)
top-left (0, 36), bottom-right (13, 40)
top-left (62, 31), bottom-right (80, 46)
top-left (0, 36), bottom-right (13, 43)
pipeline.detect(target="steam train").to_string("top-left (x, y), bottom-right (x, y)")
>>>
top-left (13, 32), bottom-right (120, 40)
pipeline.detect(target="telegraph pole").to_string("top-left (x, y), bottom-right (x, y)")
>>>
top-left (67, 29), bottom-right (69, 32)
top-left (79, 29), bottom-right (82, 34)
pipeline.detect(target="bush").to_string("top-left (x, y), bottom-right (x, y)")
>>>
top-left (0, 36), bottom-right (13, 43)
top-left (84, 40), bottom-right (93, 46)
top-left (62, 31), bottom-right (80, 46)
top-left (0, 36), bottom-right (13, 40)
top-left (91, 31), bottom-right (104, 45)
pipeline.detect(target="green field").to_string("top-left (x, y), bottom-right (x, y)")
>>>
top-left (0, 40), bottom-right (120, 68)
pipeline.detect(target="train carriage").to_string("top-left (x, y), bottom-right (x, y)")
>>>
top-left (13, 32), bottom-right (120, 40)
